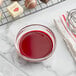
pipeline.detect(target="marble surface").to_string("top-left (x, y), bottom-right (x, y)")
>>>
top-left (0, 0), bottom-right (76, 76)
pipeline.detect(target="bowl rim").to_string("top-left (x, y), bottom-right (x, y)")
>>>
top-left (15, 24), bottom-right (56, 62)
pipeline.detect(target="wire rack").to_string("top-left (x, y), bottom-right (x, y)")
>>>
top-left (0, 0), bottom-right (65, 26)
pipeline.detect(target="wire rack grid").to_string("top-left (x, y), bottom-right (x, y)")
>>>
top-left (0, 0), bottom-right (65, 26)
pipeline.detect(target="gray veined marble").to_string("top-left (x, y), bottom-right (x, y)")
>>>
top-left (0, 0), bottom-right (76, 75)
top-left (0, 21), bottom-right (75, 76)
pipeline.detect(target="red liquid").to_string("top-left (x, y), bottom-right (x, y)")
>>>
top-left (19, 31), bottom-right (53, 59)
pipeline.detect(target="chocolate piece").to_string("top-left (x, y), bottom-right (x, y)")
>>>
top-left (7, 2), bottom-right (23, 18)
top-left (0, 0), bottom-right (3, 6)
top-left (11, 0), bottom-right (21, 1)
top-left (25, 0), bottom-right (37, 9)
top-left (40, 0), bottom-right (49, 3)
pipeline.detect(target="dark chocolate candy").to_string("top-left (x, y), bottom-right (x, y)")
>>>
top-left (40, 0), bottom-right (49, 3)
top-left (11, 0), bottom-right (21, 1)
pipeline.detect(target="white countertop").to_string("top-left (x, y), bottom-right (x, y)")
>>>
top-left (0, 0), bottom-right (76, 76)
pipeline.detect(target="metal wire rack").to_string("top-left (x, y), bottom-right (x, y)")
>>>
top-left (0, 0), bottom-right (65, 26)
